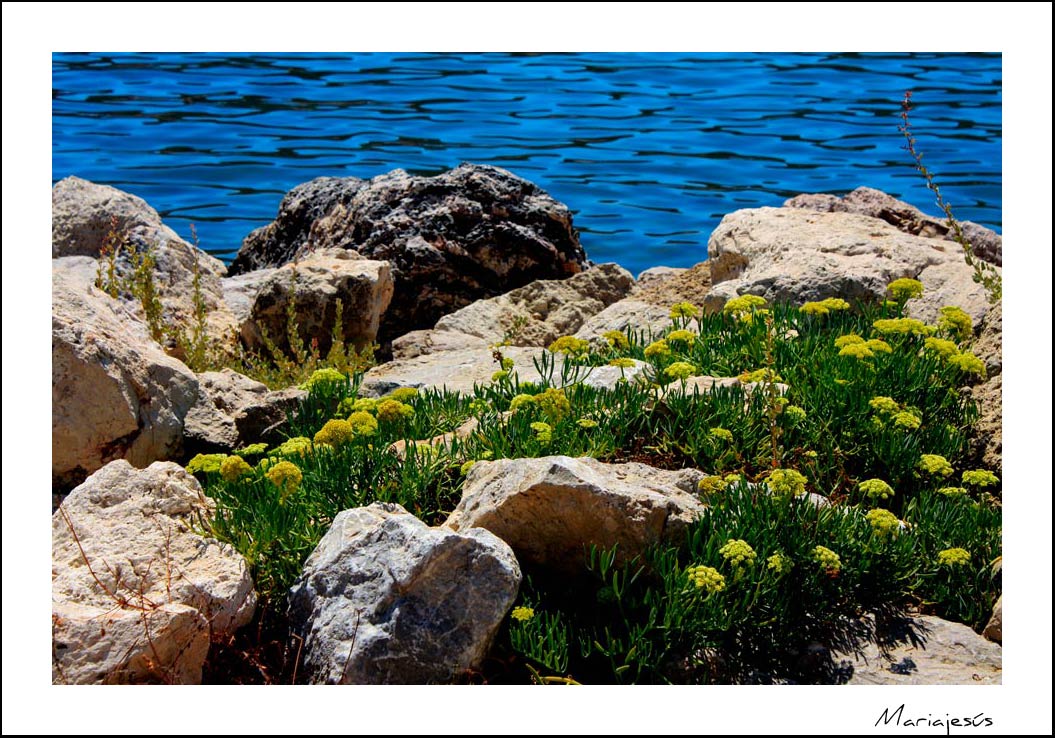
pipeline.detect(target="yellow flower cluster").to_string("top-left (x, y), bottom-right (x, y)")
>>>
top-left (719, 539), bottom-right (757, 568)
top-left (602, 330), bottom-right (630, 350)
top-left (887, 278), bottom-right (924, 302)
top-left (767, 468), bottom-right (807, 498)
top-left (314, 419), bottom-right (356, 446)
top-left (918, 454), bottom-right (954, 478)
top-left (501, 357), bottom-right (515, 371)
top-left (530, 421), bottom-right (553, 444)
top-left (858, 478), bottom-right (894, 501)
top-left (766, 552), bottom-right (793, 575)
top-left (376, 399), bottom-right (415, 423)
top-left (924, 337), bottom-right (960, 359)
top-left (548, 335), bottom-right (591, 357)
top-left (869, 396), bottom-right (900, 415)
top-left (460, 460), bottom-right (476, 476)
top-left (947, 351), bottom-right (986, 378)
top-left (511, 606), bottom-right (535, 622)
top-left (685, 565), bottom-right (726, 594)
top-left (783, 405), bottom-right (807, 425)
top-left (938, 486), bottom-right (969, 498)
top-left (866, 338), bottom-right (893, 354)
top-left (937, 548), bottom-right (971, 567)
top-left (938, 306), bottom-right (973, 342)
top-left (800, 297), bottom-right (851, 316)
top-left (608, 357), bottom-right (637, 369)
top-left (722, 294), bottom-right (767, 317)
top-left (873, 317), bottom-right (932, 336)
top-left (643, 339), bottom-right (672, 359)
top-left (697, 475), bottom-right (726, 498)
top-left (347, 411), bottom-right (379, 437)
top-left (266, 460), bottom-right (303, 500)
top-left (892, 411), bottom-right (922, 430)
top-left (665, 361), bottom-right (697, 381)
top-left (300, 367), bottom-right (347, 391)
top-left (723, 473), bottom-right (742, 486)
top-left (866, 508), bottom-right (901, 539)
top-left (738, 367), bottom-right (782, 383)
top-left (509, 393), bottom-right (536, 412)
top-left (535, 387), bottom-right (572, 423)
top-left (710, 427), bottom-right (734, 443)
top-left (275, 436), bottom-right (313, 457)
top-left (339, 396), bottom-right (379, 415)
top-left (835, 334), bottom-right (865, 349)
top-left (576, 418), bottom-right (599, 429)
top-left (839, 342), bottom-right (875, 360)
top-left (388, 387), bottom-right (420, 404)
top-left (667, 329), bottom-right (696, 346)
top-left (962, 469), bottom-right (999, 488)
top-left (669, 301), bottom-right (700, 319)
top-left (233, 442), bottom-right (268, 457)
top-left (491, 370), bottom-right (510, 382)
top-left (220, 455), bottom-right (254, 482)
top-left (186, 453), bottom-right (227, 474)
top-left (811, 545), bottom-right (842, 572)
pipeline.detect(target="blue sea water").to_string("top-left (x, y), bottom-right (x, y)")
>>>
top-left (52, 52), bottom-right (1001, 276)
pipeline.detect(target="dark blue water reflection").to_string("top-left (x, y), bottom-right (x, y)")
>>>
top-left (52, 52), bottom-right (1001, 275)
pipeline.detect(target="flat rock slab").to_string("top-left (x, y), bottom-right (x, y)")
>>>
top-left (445, 455), bottom-right (706, 573)
top-left (52, 461), bottom-right (256, 684)
top-left (288, 503), bottom-right (520, 684)
top-left (835, 615), bottom-right (1001, 685)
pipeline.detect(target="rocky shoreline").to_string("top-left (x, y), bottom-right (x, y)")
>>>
top-left (51, 165), bottom-right (1003, 684)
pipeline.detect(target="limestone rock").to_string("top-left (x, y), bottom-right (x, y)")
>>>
top-left (227, 248), bottom-right (393, 357)
top-left (445, 456), bottom-right (707, 573)
top-left (706, 207), bottom-right (996, 325)
top-left (288, 502), bottom-right (520, 684)
top-left (574, 299), bottom-right (674, 342)
top-left (52, 461), bottom-right (256, 684)
top-left (391, 329), bottom-right (489, 360)
top-left (636, 265), bottom-right (687, 287)
top-left (786, 186), bottom-right (1001, 266)
top-left (834, 615), bottom-right (1000, 685)
top-left (51, 176), bottom-right (238, 348)
top-left (361, 347), bottom-right (648, 397)
top-left (183, 369), bottom-right (306, 454)
top-left (391, 263), bottom-right (634, 360)
top-left (629, 260), bottom-right (713, 308)
top-left (52, 260), bottom-right (199, 489)
top-left (228, 164), bottom-right (589, 341)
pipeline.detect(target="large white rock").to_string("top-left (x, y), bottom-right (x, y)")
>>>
top-left (52, 259), bottom-right (199, 489)
top-left (288, 503), bottom-right (520, 684)
top-left (360, 347), bottom-right (649, 397)
top-left (52, 461), bottom-right (257, 684)
top-left (706, 207), bottom-right (995, 325)
top-left (835, 615), bottom-right (1000, 685)
top-left (51, 176), bottom-right (238, 348)
top-left (445, 456), bottom-right (707, 572)
top-left (391, 263), bottom-right (634, 359)
top-left (224, 247), bottom-right (393, 357)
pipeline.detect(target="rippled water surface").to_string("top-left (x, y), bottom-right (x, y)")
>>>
top-left (52, 52), bottom-right (1001, 275)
